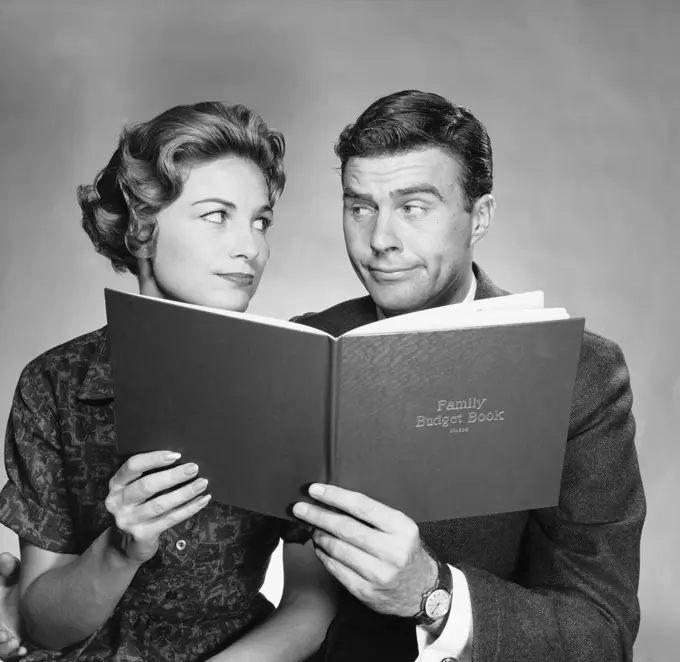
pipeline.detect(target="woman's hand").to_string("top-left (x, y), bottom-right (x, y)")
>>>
top-left (105, 451), bottom-right (211, 564)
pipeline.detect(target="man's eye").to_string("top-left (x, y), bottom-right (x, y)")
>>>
top-left (201, 210), bottom-right (227, 224)
top-left (351, 205), bottom-right (374, 218)
top-left (402, 204), bottom-right (426, 216)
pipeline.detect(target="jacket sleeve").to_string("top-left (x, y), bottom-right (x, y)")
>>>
top-left (458, 333), bottom-right (645, 661)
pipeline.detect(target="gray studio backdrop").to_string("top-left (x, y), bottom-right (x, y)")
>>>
top-left (0, 1), bottom-right (677, 659)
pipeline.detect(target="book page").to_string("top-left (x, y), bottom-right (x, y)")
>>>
top-left (343, 291), bottom-right (557, 336)
top-left (106, 289), bottom-right (332, 337)
top-left (345, 307), bottom-right (569, 336)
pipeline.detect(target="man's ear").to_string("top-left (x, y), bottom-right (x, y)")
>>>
top-left (470, 194), bottom-right (495, 247)
top-left (137, 257), bottom-right (165, 299)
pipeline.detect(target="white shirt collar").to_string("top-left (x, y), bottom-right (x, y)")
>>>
top-left (462, 272), bottom-right (477, 303)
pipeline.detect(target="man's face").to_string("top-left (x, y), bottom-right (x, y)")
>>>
top-left (342, 147), bottom-right (491, 316)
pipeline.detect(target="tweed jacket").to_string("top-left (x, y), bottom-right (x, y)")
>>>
top-left (294, 263), bottom-right (645, 662)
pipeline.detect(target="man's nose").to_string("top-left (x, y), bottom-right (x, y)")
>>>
top-left (369, 210), bottom-right (402, 254)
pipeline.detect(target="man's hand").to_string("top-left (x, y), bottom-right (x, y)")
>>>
top-left (292, 484), bottom-right (437, 618)
top-left (106, 451), bottom-right (211, 565)
top-left (0, 552), bottom-right (26, 659)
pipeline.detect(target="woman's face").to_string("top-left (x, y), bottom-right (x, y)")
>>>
top-left (148, 156), bottom-right (274, 312)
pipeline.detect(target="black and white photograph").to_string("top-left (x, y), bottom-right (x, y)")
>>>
top-left (0, 1), bottom-right (677, 660)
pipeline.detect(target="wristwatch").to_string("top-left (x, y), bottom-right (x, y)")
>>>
top-left (413, 542), bottom-right (453, 626)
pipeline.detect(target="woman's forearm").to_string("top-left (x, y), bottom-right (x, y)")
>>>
top-left (22, 527), bottom-right (142, 649)
top-left (209, 591), bottom-right (335, 662)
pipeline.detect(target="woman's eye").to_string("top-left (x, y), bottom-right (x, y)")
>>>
top-left (253, 217), bottom-right (273, 232)
top-left (201, 210), bottom-right (227, 224)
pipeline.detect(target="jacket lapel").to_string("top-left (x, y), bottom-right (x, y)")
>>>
top-left (472, 262), bottom-right (509, 301)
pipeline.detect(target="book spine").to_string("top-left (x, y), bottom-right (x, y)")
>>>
top-left (326, 339), bottom-right (341, 484)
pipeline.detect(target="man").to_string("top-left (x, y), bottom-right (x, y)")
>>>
top-left (0, 90), bottom-right (645, 661)
top-left (290, 90), bottom-right (645, 661)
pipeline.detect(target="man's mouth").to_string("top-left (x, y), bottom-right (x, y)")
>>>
top-left (368, 266), bottom-right (416, 281)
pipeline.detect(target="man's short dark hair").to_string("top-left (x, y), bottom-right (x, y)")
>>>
top-left (335, 90), bottom-right (493, 212)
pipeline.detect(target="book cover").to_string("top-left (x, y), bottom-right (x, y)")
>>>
top-left (105, 289), bottom-right (584, 522)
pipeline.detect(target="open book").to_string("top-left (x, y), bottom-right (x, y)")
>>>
top-left (105, 289), bottom-right (584, 522)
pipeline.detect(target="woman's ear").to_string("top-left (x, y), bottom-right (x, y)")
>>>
top-left (137, 258), bottom-right (165, 299)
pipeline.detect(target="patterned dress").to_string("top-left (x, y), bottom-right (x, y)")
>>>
top-left (0, 327), bottom-right (312, 661)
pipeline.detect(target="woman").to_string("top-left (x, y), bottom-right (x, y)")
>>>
top-left (0, 101), bottom-right (335, 661)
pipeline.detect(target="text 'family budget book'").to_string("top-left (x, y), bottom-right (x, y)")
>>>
top-left (105, 289), bottom-right (584, 522)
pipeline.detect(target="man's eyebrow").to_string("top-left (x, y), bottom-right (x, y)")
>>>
top-left (342, 185), bottom-right (444, 203)
top-left (390, 185), bottom-right (444, 202)
top-left (342, 187), bottom-right (376, 203)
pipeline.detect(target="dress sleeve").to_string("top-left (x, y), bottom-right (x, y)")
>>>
top-left (0, 363), bottom-right (78, 554)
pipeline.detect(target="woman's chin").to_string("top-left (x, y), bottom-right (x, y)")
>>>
top-left (156, 280), bottom-right (255, 312)
top-left (199, 290), bottom-right (253, 313)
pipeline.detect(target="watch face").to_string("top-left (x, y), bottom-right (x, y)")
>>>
top-left (425, 588), bottom-right (451, 619)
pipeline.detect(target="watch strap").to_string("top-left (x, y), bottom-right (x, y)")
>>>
top-left (413, 541), bottom-right (453, 625)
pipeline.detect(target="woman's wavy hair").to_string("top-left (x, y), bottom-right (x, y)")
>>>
top-left (77, 101), bottom-right (286, 275)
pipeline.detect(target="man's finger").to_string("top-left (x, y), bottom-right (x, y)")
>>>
top-left (307, 484), bottom-right (410, 534)
top-left (314, 546), bottom-right (372, 599)
top-left (293, 502), bottom-right (387, 557)
top-left (313, 530), bottom-right (392, 585)
top-left (122, 462), bottom-right (199, 506)
top-left (110, 451), bottom-right (181, 489)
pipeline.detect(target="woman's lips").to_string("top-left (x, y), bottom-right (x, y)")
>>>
top-left (217, 273), bottom-right (255, 286)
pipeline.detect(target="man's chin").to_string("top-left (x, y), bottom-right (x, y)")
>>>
top-left (368, 289), bottom-right (428, 317)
